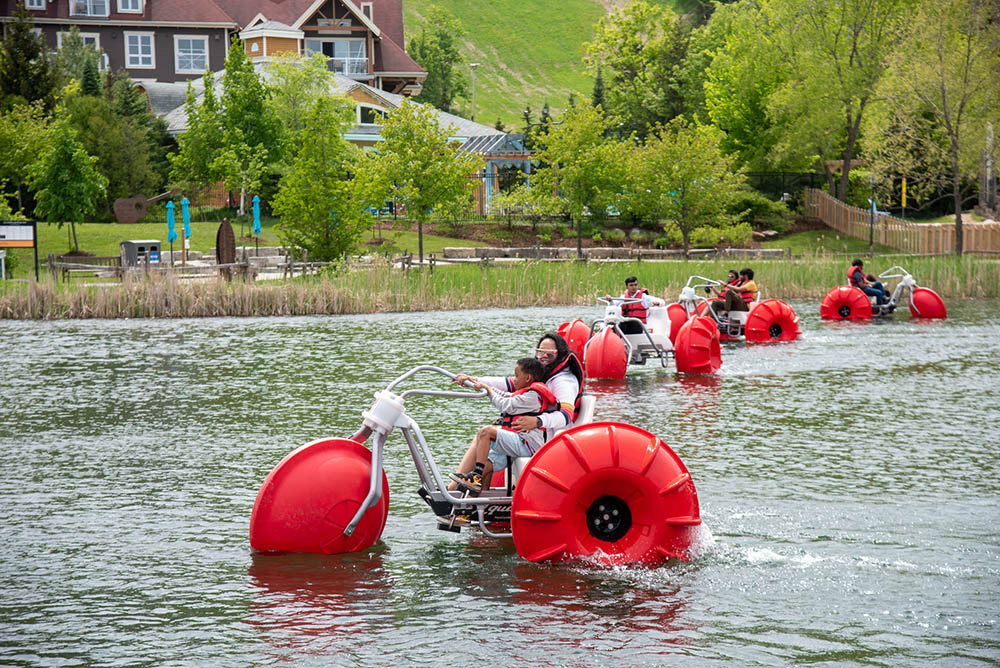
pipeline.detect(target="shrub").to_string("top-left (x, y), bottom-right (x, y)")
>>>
top-left (653, 236), bottom-right (670, 249)
top-left (591, 232), bottom-right (603, 243)
top-left (605, 228), bottom-right (627, 245)
top-left (727, 190), bottom-right (791, 233)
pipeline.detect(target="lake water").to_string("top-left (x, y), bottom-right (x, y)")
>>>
top-left (1, 301), bottom-right (998, 667)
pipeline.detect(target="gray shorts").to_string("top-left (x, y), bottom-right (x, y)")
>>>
top-left (488, 428), bottom-right (534, 471)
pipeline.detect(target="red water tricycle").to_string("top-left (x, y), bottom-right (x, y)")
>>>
top-left (250, 365), bottom-right (702, 566)
top-left (557, 297), bottom-right (721, 380)
top-left (671, 275), bottom-right (801, 344)
top-left (820, 266), bottom-right (947, 320)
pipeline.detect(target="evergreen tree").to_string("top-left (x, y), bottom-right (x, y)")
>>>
top-left (110, 73), bottom-right (148, 123)
top-left (0, 5), bottom-right (59, 111)
top-left (495, 118), bottom-right (505, 132)
top-left (567, 92), bottom-right (577, 109)
top-left (592, 65), bottom-right (605, 113)
top-left (81, 57), bottom-right (101, 96)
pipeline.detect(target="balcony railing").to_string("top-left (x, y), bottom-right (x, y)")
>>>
top-left (325, 57), bottom-right (369, 77)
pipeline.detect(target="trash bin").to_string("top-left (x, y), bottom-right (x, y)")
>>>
top-left (120, 240), bottom-right (162, 266)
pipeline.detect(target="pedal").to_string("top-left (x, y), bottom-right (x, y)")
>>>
top-left (417, 486), bottom-right (456, 516)
top-left (436, 521), bottom-right (461, 533)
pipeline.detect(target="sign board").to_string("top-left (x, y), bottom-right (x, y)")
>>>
top-left (0, 220), bottom-right (39, 280)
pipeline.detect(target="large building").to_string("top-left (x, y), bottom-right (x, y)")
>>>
top-left (1, 0), bottom-right (426, 95)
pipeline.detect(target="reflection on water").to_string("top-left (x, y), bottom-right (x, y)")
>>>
top-left (1, 302), bottom-right (998, 667)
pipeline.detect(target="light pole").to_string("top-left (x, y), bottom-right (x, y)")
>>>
top-left (470, 62), bottom-right (479, 121)
top-left (868, 176), bottom-right (875, 256)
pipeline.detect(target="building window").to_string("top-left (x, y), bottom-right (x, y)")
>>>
top-left (25, 0), bottom-right (45, 9)
top-left (118, 0), bottom-right (142, 13)
top-left (303, 39), bottom-right (367, 76)
top-left (70, 0), bottom-right (109, 17)
top-left (124, 32), bottom-right (154, 68)
top-left (358, 105), bottom-right (385, 124)
top-left (57, 32), bottom-right (101, 50)
top-left (174, 36), bottom-right (207, 73)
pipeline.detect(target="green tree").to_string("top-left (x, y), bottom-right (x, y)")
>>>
top-left (864, 0), bottom-right (1000, 254)
top-left (407, 5), bottom-right (469, 114)
top-left (217, 37), bottom-right (283, 215)
top-left (530, 104), bottom-right (623, 258)
top-left (273, 96), bottom-right (361, 261)
top-left (29, 119), bottom-right (108, 253)
top-left (583, 1), bottom-right (688, 138)
top-left (0, 101), bottom-right (53, 212)
top-left (764, 0), bottom-right (907, 200)
top-left (353, 101), bottom-right (483, 264)
top-left (702, 1), bottom-right (788, 171)
top-left (0, 4), bottom-right (60, 111)
top-left (65, 94), bottom-right (160, 218)
top-left (168, 72), bottom-right (224, 195)
top-left (621, 118), bottom-right (745, 255)
top-left (55, 26), bottom-right (101, 88)
top-left (265, 51), bottom-right (337, 158)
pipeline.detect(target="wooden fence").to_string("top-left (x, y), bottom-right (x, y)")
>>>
top-left (804, 188), bottom-right (1000, 254)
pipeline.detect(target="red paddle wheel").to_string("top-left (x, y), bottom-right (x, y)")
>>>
top-left (511, 422), bottom-right (701, 565)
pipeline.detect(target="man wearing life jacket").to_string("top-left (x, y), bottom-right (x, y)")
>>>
top-left (848, 258), bottom-right (887, 305)
top-left (449, 357), bottom-right (556, 497)
top-left (450, 333), bottom-right (584, 495)
top-left (711, 267), bottom-right (758, 317)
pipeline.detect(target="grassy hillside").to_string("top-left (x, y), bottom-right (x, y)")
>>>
top-left (401, 0), bottom-right (685, 129)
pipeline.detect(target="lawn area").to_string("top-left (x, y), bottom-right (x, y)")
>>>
top-left (3, 216), bottom-right (485, 276)
top-left (762, 229), bottom-right (894, 256)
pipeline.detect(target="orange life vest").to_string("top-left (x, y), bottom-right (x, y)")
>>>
top-left (495, 382), bottom-right (559, 429)
top-left (848, 265), bottom-right (866, 288)
top-left (739, 282), bottom-right (755, 303)
top-left (621, 288), bottom-right (648, 322)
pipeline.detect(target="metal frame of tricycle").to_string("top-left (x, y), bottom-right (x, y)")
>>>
top-left (584, 297), bottom-right (672, 368)
top-left (344, 365), bottom-right (520, 541)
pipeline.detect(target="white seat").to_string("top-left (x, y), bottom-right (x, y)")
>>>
top-left (646, 304), bottom-right (669, 336)
top-left (511, 395), bottom-right (596, 483)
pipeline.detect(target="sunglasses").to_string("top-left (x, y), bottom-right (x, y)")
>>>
top-left (534, 348), bottom-right (557, 359)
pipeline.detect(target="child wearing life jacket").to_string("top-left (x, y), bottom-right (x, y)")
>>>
top-left (449, 357), bottom-right (557, 498)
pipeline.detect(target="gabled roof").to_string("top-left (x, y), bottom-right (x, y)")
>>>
top-left (161, 66), bottom-right (501, 141)
top-left (291, 0), bottom-right (379, 37)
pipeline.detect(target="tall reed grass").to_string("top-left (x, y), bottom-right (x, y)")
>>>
top-left (0, 255), bottom-right (996, 319)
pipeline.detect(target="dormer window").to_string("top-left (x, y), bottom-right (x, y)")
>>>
top-left (118, 0), bottom-right (142, 13)
top-left (358, 104), bottom-right (385, 125)
top-left (71, 0), bottom-right (109, 17)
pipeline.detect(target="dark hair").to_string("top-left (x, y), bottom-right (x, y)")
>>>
top-left (740, 267), bottom-right (754, 279)
top-left (866, 274), bottom-right (876, 282)
top-left (728, 269), bottom-right (738, 277)
top-left (536, 332), bottom-right (570, 377)
top-left (624, 276), bottom-right (638, 284)
top-left (852, 258), bottom-right (864, 267)
top-left (516, 357), bottom-right (545, 382)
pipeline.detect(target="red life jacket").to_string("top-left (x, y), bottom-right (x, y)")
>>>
top-left (848, 265), bottom-right (866, 288)
top-left (739, 282), bottom-right (755, 304)
top-left (495, 382), bottom-right (559, 430)
top-left (719, 278), bottom-right (741, 298)
top-left (621, 288), bottom-right (648, 322)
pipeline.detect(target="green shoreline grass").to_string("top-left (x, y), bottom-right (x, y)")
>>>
top-left (1, 255), bottom-right (996, 320)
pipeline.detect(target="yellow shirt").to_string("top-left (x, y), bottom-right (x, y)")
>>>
top-left (738, 279), bottom-right (758, 302)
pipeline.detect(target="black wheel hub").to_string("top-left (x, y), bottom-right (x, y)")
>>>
top-left (838, 305), bottom-right (851, 318)
top-left (769, 323), bottom-right (783, 338)
top-left (586, 495), bottom-right (632, 542)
